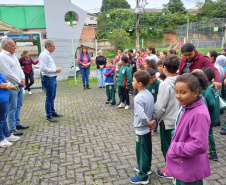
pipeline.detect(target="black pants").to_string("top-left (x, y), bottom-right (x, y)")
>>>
top-left (24, 72), bottom-right (34, 91)
top-left (120, 87), bottom-right (130, 105)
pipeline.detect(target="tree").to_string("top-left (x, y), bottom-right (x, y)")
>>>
top-left (163, 0), bottom-right (186, 14)
top-left (100, 0), bottom-right (130, 12)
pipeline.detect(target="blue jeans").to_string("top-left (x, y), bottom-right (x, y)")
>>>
top-left (97, 68), bottom-right (106, 87)
top-left (8, 88), bottom-right (23, 130)
top-left (42, 76), bottom-right (57, 118)
top-left (0, 101), bottom-right (11, 141)
top-left (80, 67), bottom-right (90, 85)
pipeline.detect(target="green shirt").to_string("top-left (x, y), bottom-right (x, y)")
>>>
top-left (117, 65), bottom-right (132, 88)
top-left (146, 79), bottom-right (160, 103)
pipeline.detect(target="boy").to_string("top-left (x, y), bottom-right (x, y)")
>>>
top-left (104, 60), bottom-right (115, 105)
top-left (146, 68), bottom-right (160, 135)
top-left (129, 70), bottom-right (156, 184)
top-left (117, 56), bottom-right (132, 110)
top-left (201, 67), bottom-right (219, 161)
top-left (156, 60), bottom-right (163, 81)
top-left (114, 62), bottom-right (122, 106)
top-left (155, 55), bottom-right (180, 178)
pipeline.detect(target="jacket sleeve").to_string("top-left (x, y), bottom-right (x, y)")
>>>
top-left (178, 58), bottom-right (185, 75)
top-left (30, 57), bottom-right (38, 65)
top-left (96, 57), bottom-right (100, 68)
top-left (89, 55), bottom-right (93, 64)
top-left (126, 67), bottom-right (133, 87)
top-left (155, 82), bottom-right (169, 122)
top-left (104, 57), bottom-right (107, 68)
top-left (170, 113), bottom-right (210, 157)
top-left (104, 68), bottom-right (114, 76)
top-left (203, 58), bottom-right (221, 82)
top-left (77, 54), bottom-right (82, 65)
top-left (134, 98), bottom-right (150, 126)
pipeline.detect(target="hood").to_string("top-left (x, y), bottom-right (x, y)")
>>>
top-left (181, 96), bottom-right (204, 110)
top-left (165, 75), bottom-right (178, 88)
top-left (215, 55), bottom-right (226, 81)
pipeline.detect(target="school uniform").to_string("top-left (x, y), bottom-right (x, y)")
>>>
top-left (114, 69), bottom-right (122, 104)
top-left (146, 79), bottom-right (160, 103)
top-left (104, 67), bottom-right (115, 103)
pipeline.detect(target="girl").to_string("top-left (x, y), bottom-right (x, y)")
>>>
top-left (144, 59), bottom-right (157, 71)
top-left (207, 50), bottom-right (218, 64)
top-left (159, 51), bottom-right (167, 60)
top-left (165, 73), bottom-right (211, 185)
top-left (136, 48), bottom-right (146, 65)
top-left (214, 55), bottom-right (226, 82)
top-left (19, 50), bottom-right (38, 94)
top-left (136, 63), bottom-right (144, 71)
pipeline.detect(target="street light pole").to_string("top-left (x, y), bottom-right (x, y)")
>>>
top-left (186, 16), bottom-right (189, 43)
top-left (136, 0), bottom-right (140, 50)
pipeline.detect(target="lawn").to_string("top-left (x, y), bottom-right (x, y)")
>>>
top-left (68, 77), bottom-right (98, 84)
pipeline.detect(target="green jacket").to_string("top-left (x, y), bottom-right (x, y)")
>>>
top-left (146, 79), bottom-right (160, 103)
top-left (202, 82), bottom-right (220, 125)
top-left (117, 65), bottom-right (132, 88)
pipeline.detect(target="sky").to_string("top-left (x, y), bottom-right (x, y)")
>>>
top-left (0, 0), bottom-right (206, 13)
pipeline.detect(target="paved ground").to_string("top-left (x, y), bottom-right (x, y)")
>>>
top-left (0, 77), bottom-right (226, 185)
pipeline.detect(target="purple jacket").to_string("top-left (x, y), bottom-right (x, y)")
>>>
top-left (165, 97), bottom-right (211, 182)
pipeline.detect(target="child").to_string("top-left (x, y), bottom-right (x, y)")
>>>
top-left (155, 55), bottom-right (180, 178)
top-left (129, 70), bottom-right (156, 184)
top-left (114, 62), bottom-right (122, 106)
top-left (159, 73), bottom-right (166, 81)
top-left (144, 59), bottom-right (157, 71)
top-left (117, 56), bottom-right (132, 110)
top-left (165, 72), bottom-right (211, 185)
top-left (146, 68), bottom-right (160, 135)
top-left (136, 48), bottom-right (146, 65)
top-left (136, 63), bottom-right (144, 71)
top-left (104, 60), bottom-right (115, 105)
top-left (156, 60), bottom-right (163, 81)
top-left (201, 67), bottom-right (219, 160)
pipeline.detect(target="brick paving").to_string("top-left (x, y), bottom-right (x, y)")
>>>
top-left (0, 78), bottom-right (226, 185)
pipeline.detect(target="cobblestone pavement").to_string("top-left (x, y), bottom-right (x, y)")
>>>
top-left (0, 79), bottom-right (226, 185)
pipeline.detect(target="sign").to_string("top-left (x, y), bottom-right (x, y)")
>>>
top-left (214, 27), bottom-right (218, 32)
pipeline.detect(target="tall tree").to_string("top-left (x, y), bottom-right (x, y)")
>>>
top-left (101, 0), bottom-right (130, 12)
top-left (163, 0), bottom-right (186, 14)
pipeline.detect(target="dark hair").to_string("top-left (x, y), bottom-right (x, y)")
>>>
top-left (161, 51), bottom-right (167, 56)
top-left (128, 49), bottom-right (133, 54)
top-left (81, 47), bottom-right (88, 54)
top-left (169, 49), bottom-right (177, 55)
top-left (181, 43), bottom-right (195, 53)
top-left (163, 55), bottom-right (180, 74)
top-left (144, 59), bottom-right (157, 71)
top-left (133, 71), bottom-right (150, 87)
top-left (208, 50), bottom-right (218, 61)
top-left (121, 55), bottom-right (129, 63)
top-left (139, 48), bottom-right (146, 53)
top-left (118, 48), bottom-right (123, 52)
top-left (107, 59), bottom-right (113, 64)
top-left (221, 49), bottom-right (226, 52)
top-left (137, 63), bottom-right (144, 70)
top-left (127, 52), bottom-right (132, 60)
top-left (157, 60), bottom-right (163, 66)
top-left (159, 73), bottom-right (166, 81)
top-left (146, 68), bottom-right (156, 76)
top-left (175, 72), bottom-right (208, 93)
top-left (147, 47), bottom-right (156, 54)
top-left (201, 67), bottom-right (215, 82)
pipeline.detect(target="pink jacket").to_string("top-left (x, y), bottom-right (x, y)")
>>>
top-left (136, 54), bottom-right (147, 65)
top-left (165, 97), bottom-right (211, 182)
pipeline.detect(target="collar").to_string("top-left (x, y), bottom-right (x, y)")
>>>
top-left (192, 50), bottom-right (199, 61)
top-left (44, 49), bottom-right (51, 55)
top-left (2, 49), bottom-right (14, 56)
top-left (181, 96), bottom-right (204, 109)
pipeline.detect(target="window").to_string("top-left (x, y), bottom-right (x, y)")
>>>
top-left (90, 17), bottom-right (94, 20)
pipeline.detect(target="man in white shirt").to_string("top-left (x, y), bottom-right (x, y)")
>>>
top-left (0, 38), bottom-right (29, 136)
top-left (39, 40), bottom-right (62, 122)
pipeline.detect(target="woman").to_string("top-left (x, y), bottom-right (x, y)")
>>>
top-left (19, 50), bottom-right (38, 94)
top-left (78, 47), bottom-right (93, 89)
top-left (159, 51), bottom-right (167, 60)
top-left (178, 42), bottom-right (222, 90)
top-left (96, 50), bottom-right (106, 88)
top-left (136, 48), bottom-right (147, 65)
top-left (207, 50), bottom-right (218, 64)
top-left (0, 72), bottom-right (20, 147)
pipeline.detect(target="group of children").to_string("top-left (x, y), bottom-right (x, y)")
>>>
top-left (101, 45), bottom-right (226, 185)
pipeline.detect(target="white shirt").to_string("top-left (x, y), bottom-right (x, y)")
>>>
top-left (146, 54), bottom-right (159, 63)
top-left (39, 49), bottom-right (57, 77)
top-left (0, 49), bottom-right (25, 84)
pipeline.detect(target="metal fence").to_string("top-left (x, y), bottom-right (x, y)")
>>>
top-left (177, 18), bottom-right (226, 48)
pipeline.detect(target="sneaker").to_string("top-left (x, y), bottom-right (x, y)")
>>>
top-left (28, 91), bottom-right (32, 95)
top-left (156, 169), bottom-right (173, 179)
top-left (125, 105), bottom-right (130, 110)
top-left (23, 90), bottom-right (26, 94)
top-left (0, 139), bottom-right (13, 148)
top-left (6, 134), bottom-right (20, 142)
top-left (110, 102), bottom-right (116, 106)
top-left (118, 102), bottom-right (125, 108)
top-left (134, 166), bottom-right (152, 175)
top-left (220, 129), bottom-right (226, 135)
top-left (105, 101), bottom-right (111, 104)
top-left (9, 129), bottom-right (23, 136)
top-left (151, 130), bottom-right (157, 136)
top-left (221, 127), bottom-right (226, 130)
top-left (129, 175), bottom-right (149, 184)
top-left (208, 153), bottom-right (218, 161)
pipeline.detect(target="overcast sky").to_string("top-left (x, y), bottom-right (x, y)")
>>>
top-left (0, 0), bottom-right (206, 13)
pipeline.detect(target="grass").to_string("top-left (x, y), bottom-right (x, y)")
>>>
top-left (68, 77), bottom-right (98, 84)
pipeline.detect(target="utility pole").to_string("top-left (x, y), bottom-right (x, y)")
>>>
top-left (186, 16), bottom-right (189, 42)
top-left (136, 0), bottom-right (140, 49)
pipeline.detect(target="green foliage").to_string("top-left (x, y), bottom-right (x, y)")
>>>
top-left (163, 0), bottom-right (186, 14)
top-left (101, 0), bottom-right (130, 12)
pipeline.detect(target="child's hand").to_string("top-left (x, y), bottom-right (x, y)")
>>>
top-left (125, 86), bottom-right (130, 89)
top-left (149, 120), bottom-right (156, 130)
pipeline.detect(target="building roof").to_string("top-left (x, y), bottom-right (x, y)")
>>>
top-left (0, 21), bottom-right (23, 33)
top-left (80, 26), bottom-right (95, 40)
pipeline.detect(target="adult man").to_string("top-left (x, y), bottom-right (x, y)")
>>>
top-left (0, 38), bottom-right (29, 136)
top-left (39, 40), bottom-right (62, 122)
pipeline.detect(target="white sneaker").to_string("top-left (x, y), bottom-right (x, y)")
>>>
top-left (28, 91), bottom-right (32, 95)
top-left (125, 105), bottom-right (130, 110)
top-left (23, 89), bottom-right (26, 94)
top-left (118, 102), bottom-right (125, 108)
top-left (0, 139), bottom-right (13, 147)
top-left (6, 134), bottom-right (20, 142)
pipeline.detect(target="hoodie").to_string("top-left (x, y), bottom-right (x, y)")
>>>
top-left (215, 55), bottom-right (226, 82)
top-left (155, 75), bottom-right (180, 130)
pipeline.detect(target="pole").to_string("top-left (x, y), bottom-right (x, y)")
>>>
top-left (186, 16), bottom-right (189, 43)
top-left (68, 0), bottom-right (73, 27)
top-left (142, 38), bottom-right (144, 48)
top-left (136, 0), bottom-right (140, 50)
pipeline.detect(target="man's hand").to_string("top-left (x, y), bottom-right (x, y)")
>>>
top-left (11, 84), bottom-right (19, 91)
top-left (149, 120), bottom-right (156, 130)
top-left (56, 67), bottom-right (62, 73)
top-left (20, 79), bottom-right (25, 87)
top-left (212, 81), bottom-right (222, 91)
